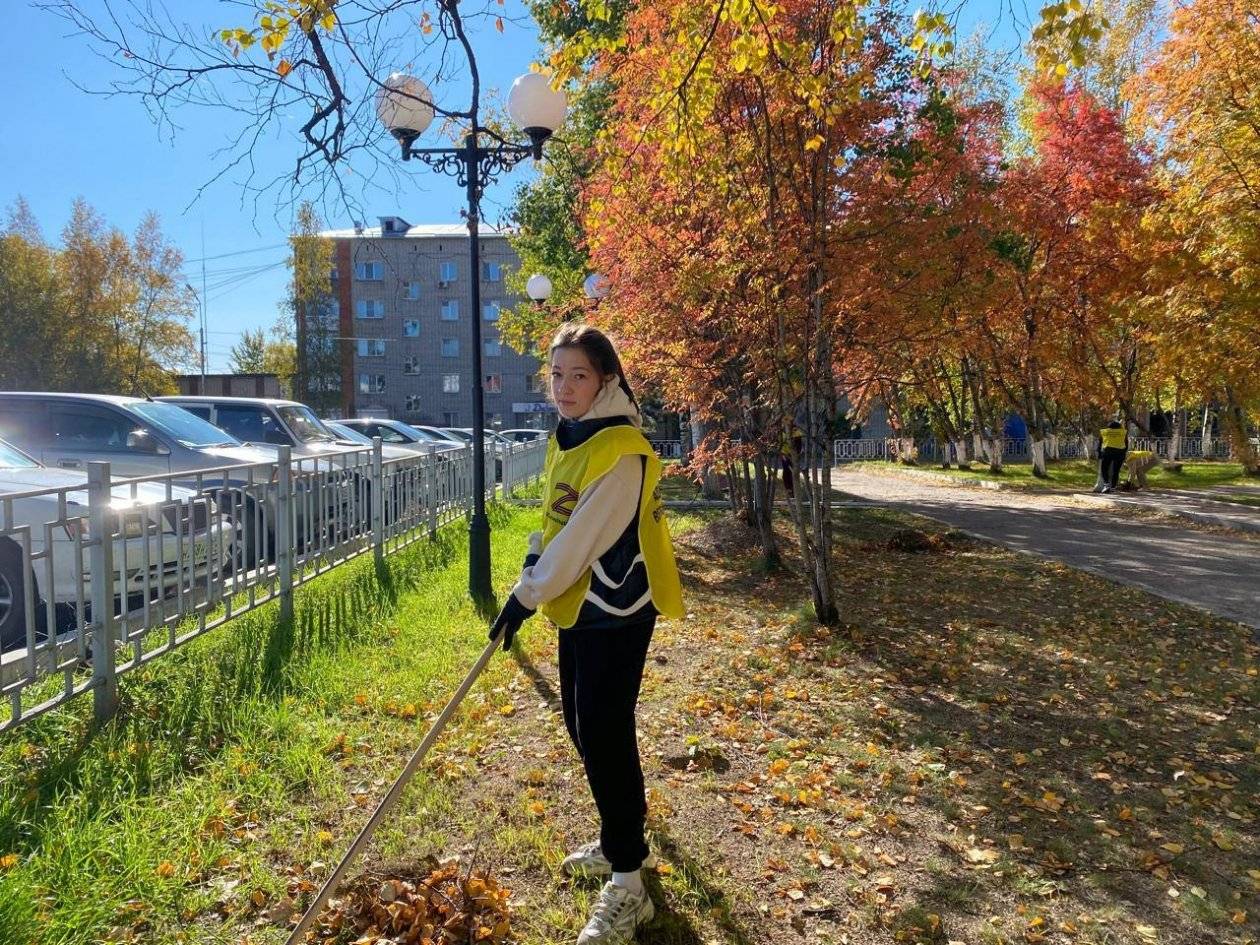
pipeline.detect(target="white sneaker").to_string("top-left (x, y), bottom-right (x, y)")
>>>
top-left (576, 880), bottom-right (655, 944)
top-left (562, 841), bottom-right (657, 877)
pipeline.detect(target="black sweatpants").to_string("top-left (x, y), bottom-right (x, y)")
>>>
top-left (557, 615), bottom-right (655, 873)
top-left (1100, 447), bottom-right (1127, 488)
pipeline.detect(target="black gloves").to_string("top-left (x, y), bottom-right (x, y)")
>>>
top-left (490, 593), bottom-right (535, 651)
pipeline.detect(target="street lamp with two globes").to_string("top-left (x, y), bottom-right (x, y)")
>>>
top-left (376, 71), bottom-right (567, 606)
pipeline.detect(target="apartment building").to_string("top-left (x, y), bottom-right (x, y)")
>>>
top-left (317, 216), bottom-right (552, 428)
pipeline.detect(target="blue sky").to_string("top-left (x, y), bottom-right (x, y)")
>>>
top-left (3, 0), bottom-right (546, 372)
top-left (3, 1), bottom-right (1027, 373)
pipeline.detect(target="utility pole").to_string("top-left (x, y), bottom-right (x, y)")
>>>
top-left (200, 221), bottom-right (208, 388)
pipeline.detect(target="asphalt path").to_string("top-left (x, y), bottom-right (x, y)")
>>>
top-left (832, 467), bottom-right (1260, 631)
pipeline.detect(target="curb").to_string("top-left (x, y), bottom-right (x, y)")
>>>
top-left (1085, 493), bottom-right (1260, 535)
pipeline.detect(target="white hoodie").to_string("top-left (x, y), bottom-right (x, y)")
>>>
top-left (511, 381), bottom-right (645, 612)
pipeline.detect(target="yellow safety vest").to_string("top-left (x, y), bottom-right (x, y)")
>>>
top-left (1100, 427), bottom-right (1127, 450)
top-left (539, 424), bottom-right (684, 629)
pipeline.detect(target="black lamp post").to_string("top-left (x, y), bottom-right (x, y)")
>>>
top-left (377, 71), bottom-right (567, 606)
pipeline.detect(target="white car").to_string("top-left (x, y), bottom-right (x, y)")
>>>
top-left (0, 439), bottom-right (234, 652)
top-left (322, 422), bottom-right (422, 461)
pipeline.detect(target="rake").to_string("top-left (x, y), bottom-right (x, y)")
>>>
top-left (285, 633), bottom-right (503, 945)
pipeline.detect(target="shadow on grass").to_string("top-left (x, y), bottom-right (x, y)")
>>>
top-left (0, 525), bottom-right (464, 856)
top-left (511, 647), bottom-right (562, 714)
top-left (642, 822), bottom-right (756, 945)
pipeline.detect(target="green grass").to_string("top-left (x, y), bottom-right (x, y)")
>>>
top-left (870, 458), bottom-right (1253, 493)
top-left (0, 501), bottom-right (536, 945)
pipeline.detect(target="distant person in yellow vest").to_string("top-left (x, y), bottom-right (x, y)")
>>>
top-left (489, 323), bottom-right (684, 945)
top-left (1096, 420), bottom-right (1128, 494)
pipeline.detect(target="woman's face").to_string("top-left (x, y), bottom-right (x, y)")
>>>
top-left (551, 347), bottom-right (614, 419)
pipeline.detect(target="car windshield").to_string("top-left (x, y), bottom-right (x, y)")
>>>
top-left (0, 440), bottom-right (39, 469)
top-left (381, 423), bottom-right (421, 442)
top-left (327, 423), bottom-right (370, 444)
top-left (417, 427), bottom-right (462, 443)
top-left (276, 405), bottom-right (337, 443)
top-left (131, 402), bottom-right (240, 448)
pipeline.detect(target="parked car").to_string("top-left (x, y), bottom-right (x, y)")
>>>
top-left (157, 396), bottom-right (375, 551)
top-left (0, 393), bottom-right (278, 567)
top-left (411, 425), bottom-right (467, 446)
top-left (500, 428), bottom-right (549, 443)
top-left (322, 422), bottom-right (420, 461)
top-left (0, 437), bottom-right (234, 652)
top-left (443, 429), bottom-right (511, 481)
top-left (0, 393), bottom-right (277, 478)
top-left (337, 419), bottom-right (463, 455)
top-left (156, 396), bottom-right (361, 460)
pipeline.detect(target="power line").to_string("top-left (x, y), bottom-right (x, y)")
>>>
top-left (184, 243), bottom-right (288, 264)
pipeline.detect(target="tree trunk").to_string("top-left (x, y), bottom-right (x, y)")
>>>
top-left (1030, 438), bottom-right (1048, 477)
top-left (1221, 395), bottom-right (1259, 474)
top-left (952, 438), bottom-right (971, 469)
top-left (751, 455), bottom-right (780, 569)
top-left (938, 439), bottom-right (952, 469)
top-left (988, 437), bottom-right (1004, 473)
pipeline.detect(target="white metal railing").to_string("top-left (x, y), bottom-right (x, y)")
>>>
top-left (648, 439), bottom-right (683, 459)
top-left (833, 439), bottom-right (890, 462)
top-left (0, 437), bottom-right (547, 733)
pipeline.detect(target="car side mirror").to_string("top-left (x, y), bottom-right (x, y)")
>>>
top-left (265, 430), bottom-right (290, 446)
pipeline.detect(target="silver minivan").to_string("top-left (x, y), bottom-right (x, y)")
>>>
top-left (0, 393), bottom-right (277, 478)
top-left (158, 396), bottom-right (362, 459)
top-left (0, 393), bottom-right (280, 566)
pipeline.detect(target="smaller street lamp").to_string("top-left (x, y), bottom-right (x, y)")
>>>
top-left (526, 273), bottom-right (554, 304)
top-left (583, 272), bottom-right (610, 301)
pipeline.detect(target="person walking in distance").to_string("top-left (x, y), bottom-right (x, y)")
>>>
top-left (489, 324), bottom-right (685, 944)
top-left (1097, 420), bottom-right (1128, 493)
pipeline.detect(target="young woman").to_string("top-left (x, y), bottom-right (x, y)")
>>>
top-left (489, 323), bottom-right (684, 944)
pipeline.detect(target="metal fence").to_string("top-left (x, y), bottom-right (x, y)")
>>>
top-left (648, 439), bottom-right (683, 459)
top-left (651, 435), bottom-right (1252, 466)
top-left (0, 438), bottom-right (547, 733)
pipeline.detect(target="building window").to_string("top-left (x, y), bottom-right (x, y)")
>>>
top-left (484, 338), bottom-right (501, 357)
top-left (356, 338), bottom-right (385, 357)
top-left (525, 372), bottom-right (544, 394)
top-left (442, 374), bottom-right (460, 394)
top-left (441, 338), bottom-right (459, 357)
top-left (482, 302), bottom-right (500, 322)
top-left (354, 261), bottom-right (383, 281)
top-left (404, 281), bottom-right (421, 300)
top-left (439, 261), bottom-right (458, 285)
top-left (358, 373), bottom-right (386, 394)
top-left (482, 261), bottom-right (502, 282)
top-left (443, 411), bottom-right (459, 427)
top-left (483, 374), bottom-right (502, 394)
top-left (440, 299), bottom-right (459, 321)
top-left (405, 395), bottom-right (423, 413)
top-left (356, 299), bottom-right (385, 319)
top-left (403, 319), bottom-right (420, 337)
top-left (403, 356), bottom-right (420, 375)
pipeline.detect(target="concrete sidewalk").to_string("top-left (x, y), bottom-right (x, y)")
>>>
top-left (832, 467), bottom-right (1260, 631)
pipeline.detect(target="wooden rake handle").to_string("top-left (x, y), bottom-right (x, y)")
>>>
top-left (285, 635), bottom-right (503, 945)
